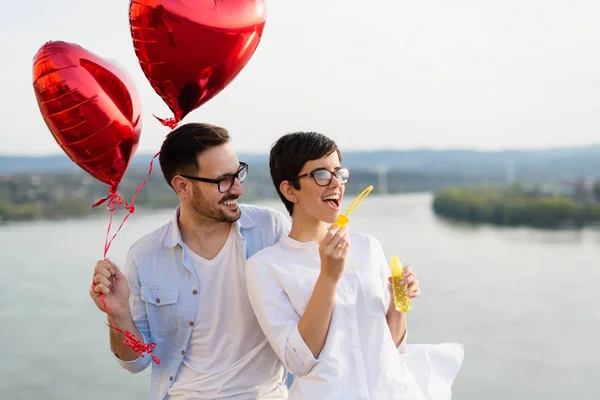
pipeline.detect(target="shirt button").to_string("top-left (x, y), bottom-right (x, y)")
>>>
top-left (155, 298), bottom-right (161, 304)
top-left (169, 376), bottom-right (173, 381)
top-left (189, 321), bottom-right (194, 326)
top-left (181, 350), bottom-right (185, 355)
top-left (192, 290), bottom-right (198, 295)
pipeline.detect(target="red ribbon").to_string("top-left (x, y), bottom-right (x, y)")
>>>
top-left (91, 151), bottom-right (162, 364)
top-left (153, 114), bottom-right (180, 130)
top-left (106, 322), bottom-right (160, 364)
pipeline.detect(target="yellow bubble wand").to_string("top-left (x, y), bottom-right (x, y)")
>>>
top-left (332, 185), bottom-right (374, 228)
top-left (330, 185), bottom-right (374, 271)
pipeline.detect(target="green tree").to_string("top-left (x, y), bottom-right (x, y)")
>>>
top-left (432, 186), bottom-right (595, 229)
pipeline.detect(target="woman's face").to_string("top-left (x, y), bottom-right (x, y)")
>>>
top-left (292, 151), bottom-right (349, 224)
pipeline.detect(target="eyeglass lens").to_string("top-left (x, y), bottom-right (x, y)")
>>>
top-left (313, 168), bottom-right (350, 186)
top-left (219, 164), bottom-right (248, 192)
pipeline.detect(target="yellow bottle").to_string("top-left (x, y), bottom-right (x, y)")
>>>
top-left (390, 256), bottom-right (411, 312)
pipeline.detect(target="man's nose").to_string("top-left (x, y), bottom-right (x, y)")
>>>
top-left (229, 177), bottom-right (245, 195)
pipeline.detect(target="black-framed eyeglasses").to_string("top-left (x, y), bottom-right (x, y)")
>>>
top-left (293, 167), bottom-right (350, 187)
top-left (180, 162), bottom-right (248, 193)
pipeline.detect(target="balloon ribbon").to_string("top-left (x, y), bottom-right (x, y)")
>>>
top-left (153, 114), bottom-right (180, 130)
top-left (90, 151), bottom-right (162, 364)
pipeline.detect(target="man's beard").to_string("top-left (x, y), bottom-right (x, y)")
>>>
top-left (191, 184), bottom-right (241, 223)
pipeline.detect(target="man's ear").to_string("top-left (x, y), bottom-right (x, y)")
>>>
top-left (171, 176), bottom-right (192, 198)
top-left (279, 180), bottom-right (298, 203)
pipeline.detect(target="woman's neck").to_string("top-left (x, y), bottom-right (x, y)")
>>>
top-left (288, 213), bottom-right (329, 244)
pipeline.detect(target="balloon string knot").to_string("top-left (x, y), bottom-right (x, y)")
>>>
top-left (106, 323), bottom-right (160, 364)
top-left (153, 114), bottom-right (179, 130)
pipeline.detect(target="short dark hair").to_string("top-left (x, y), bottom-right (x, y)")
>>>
top-left (269, 132), bottom-right (342, 215)
top-left (159, 122), bottom-right (230, 188)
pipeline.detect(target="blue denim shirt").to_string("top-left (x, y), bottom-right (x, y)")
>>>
top-left (114, 204), bottom-right (291, 400)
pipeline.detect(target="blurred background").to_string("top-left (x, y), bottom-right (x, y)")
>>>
top-left (1, 1), bottom-right (599, 399)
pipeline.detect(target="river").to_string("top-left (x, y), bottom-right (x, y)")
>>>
top-left (1, 193), bottom-right (598, 399)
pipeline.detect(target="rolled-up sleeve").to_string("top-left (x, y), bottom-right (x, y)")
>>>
top-left (397, 330), bottom-right (408, 354)
top-left (113, 251), bottom-right (152, 373)
top-left (245, 257), bottom-right (320, 376)
top-left (286, 323), bottom-right (320, 374)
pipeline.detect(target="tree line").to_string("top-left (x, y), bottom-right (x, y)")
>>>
top-left (1, 166), bottom-right (483, 223)
top-left (432, 186), bottom-right (600, 229)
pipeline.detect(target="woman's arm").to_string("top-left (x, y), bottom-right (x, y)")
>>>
top-left (245, 227), bottom-right (349, 376)
top-left (386, 292), bottom-right (408, 347)
top-left (245, 257), bottom-right (330, 376)
top-left (296, 274), bottom-right (338, 358)
top-left (369, 235), bottom-right (414, 349)
top-left (386, 263), bottom-right (420, 346)
top-left (297, 225), bottom-right (350, 358)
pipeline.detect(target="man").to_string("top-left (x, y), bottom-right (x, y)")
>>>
top-left (90, 123), bottom-right (291, 399)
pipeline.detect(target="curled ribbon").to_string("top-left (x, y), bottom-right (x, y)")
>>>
top-left (153, 114), bottom-right (180, 130)
top-left (90, 151), bottom-right (162, 364)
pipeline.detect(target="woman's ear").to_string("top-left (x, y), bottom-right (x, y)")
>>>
top-left (279, 180), bottom-right (298, 203)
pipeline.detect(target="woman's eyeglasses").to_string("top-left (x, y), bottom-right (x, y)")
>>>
top-left (293, 167), bottom-right (350, 187)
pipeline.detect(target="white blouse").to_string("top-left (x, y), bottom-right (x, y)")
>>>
top-left (246, 233), bottom-right (433, 399)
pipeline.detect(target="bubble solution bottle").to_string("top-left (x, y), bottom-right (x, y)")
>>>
top-left (390, 256), bottom-right (411, 312)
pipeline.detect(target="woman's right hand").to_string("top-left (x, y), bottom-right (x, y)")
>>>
top-left (318, 225), bottom-right (350, 282)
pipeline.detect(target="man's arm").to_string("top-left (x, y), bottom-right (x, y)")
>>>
top-left (114, 253), bottom-right (153, 371)
top-left (91, 255), bottom-right (152, 372)
top-left (108, 311), bottom-right (145, 361)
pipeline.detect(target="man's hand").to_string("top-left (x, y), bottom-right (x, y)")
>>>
top-left (89, 258), bottom-right (131, 319)
top-left (388, 264), bottom-right (421, 299)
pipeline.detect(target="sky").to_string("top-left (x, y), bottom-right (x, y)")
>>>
top-left (1, 0), bottom-right (600, 155)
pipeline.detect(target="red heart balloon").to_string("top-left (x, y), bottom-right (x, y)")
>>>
top-left (32, 41), bottom-right (142, 191)
top-left (129, 0), bottom-right (266, 124)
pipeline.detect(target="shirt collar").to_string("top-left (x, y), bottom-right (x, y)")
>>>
top-left (164, 206), bottom-right (254, 248)
top-left (279, 235), bottom-right (319, 250)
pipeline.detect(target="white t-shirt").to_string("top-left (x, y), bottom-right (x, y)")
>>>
top-left (167, 224), bottom-right (287, 399)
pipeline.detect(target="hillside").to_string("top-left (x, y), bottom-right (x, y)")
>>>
top-left (2, 144), bottom-right (599, 223)
top-left (1, 144), bottom-right (600, 184)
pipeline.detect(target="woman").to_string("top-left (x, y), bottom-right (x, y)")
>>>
top-left (245, 132), bottom-right (463, 399)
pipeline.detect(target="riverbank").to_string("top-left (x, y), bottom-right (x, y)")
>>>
top-left (432, 186), bottom-right (600, 229)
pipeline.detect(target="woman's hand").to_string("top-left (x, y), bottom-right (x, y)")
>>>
top-left (318, 225), bottom-right (350, 282)
top-left (388, 264), bottom-right (421, 298)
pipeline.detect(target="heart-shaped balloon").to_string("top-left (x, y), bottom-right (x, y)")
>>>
top-left (129, 0), bottom-right (267, 124)
top-left (32, 41), bottom-right (142, 191)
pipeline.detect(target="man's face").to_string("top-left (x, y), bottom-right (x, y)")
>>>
top-left (188, 143), bottom-right (245, 223)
